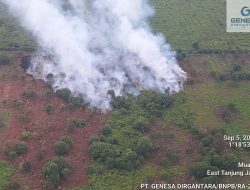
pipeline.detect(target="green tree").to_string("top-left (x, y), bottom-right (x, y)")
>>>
top-left (135, 137), bottom-right (154, 157)
top-left (90, 142), bottom-right (117, 162)
top-left (43, 157), bottom-right (71, 185)
top-left (56, 88), bottom-right (72, 101)
top-left (54, 136), bottom-right (72, 155)
top-left (190, 162), bottom-right (214, 178)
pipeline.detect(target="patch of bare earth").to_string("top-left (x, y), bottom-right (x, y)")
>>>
top-left (0, 57), bottom-right (108, 189)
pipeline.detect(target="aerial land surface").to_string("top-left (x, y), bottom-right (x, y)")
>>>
top-left (0, 0), bottom-right (250, 189)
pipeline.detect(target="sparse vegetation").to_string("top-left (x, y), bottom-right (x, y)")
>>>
top-left (0, 121), bottom-right (5, 129)
top-left (56, 88), bottom-right (72, 101)
top-left (44, 104), bottom-right (54, 113)
top-left (0, 56), bottom-right (11, 65)
top-left (20, 56), bottom-right (31, 70)
top-left (36, 148), bottom-right (47, 160)
top-left (4, 141), bottom-right (28, 159)
top-left (166, 149), bottom-right (179, 163)
top-left (23, 90), bottom-right (36, 98)
top-left (22, 161), bottom-right (32, 172)
top-left (5, 180), bottom-right (20, 190)
top-left (160, 171), bottom-right (170, 181)
top-left (21, 131), bottom-right (37, 140)
top-left (13, 99), bottom-right (24, 108)
top-left (1, 0), bottom-right (250, 189)
top-left (18, 113), bottom-right (28, 122)
top-left (67, 118), bottom-right (86, 132)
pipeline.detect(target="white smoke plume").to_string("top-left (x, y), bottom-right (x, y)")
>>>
top-left (2, 0), bottom-right (186, 111)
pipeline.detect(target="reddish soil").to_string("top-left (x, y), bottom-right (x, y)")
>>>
top-left (147, 124), bottom-right (201, 183)
top-left (180, 55), bottom-right (214, 84)
top-left (0, 57), bottom-right (108, 189)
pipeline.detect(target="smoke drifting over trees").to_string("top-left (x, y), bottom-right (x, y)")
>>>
top-left (2, 0), bottom-right (186, 110)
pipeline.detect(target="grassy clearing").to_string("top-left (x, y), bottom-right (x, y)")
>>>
top-left (84, 164), bottom-right (158, 190)
top-left (0, 160), bottom-right (15, 189)
top-left (151, 0), bottom-right (250, 53)
top-left (189, 69), bottom-right (250, 135)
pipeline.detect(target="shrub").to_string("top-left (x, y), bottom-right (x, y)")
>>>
top-left (107, 90), bottom-right (115, 99)
top-left (177, 52), bottom-right (186, 61)
top-left (46, 73), bottom-right (54, 86)
top-left (59, 136), bottom-right (72, 146)
top-left (20, 56), bottom-right (31, 70)
top-left (190, 127), bottom-right (204, 140)
top-left (22, 161), bottom-right (32, 172)
top-left (209, 71), bottom-right (217, 79)
top-left (132, 120), bottom-right (149, 132)
top-left (43, 157), bottom-right (71, 185)
top-left (4, 141), bottom-right (28, 159)
top-left (161, 171), bottom-right (171, 181)
top-left (90, 141), bottom-right (117, 162)
top-left (102, 127), bottom-right (112, 136)
top-left (21, 131), bottom-right (37, 140)
top-left (56, 88), bottom-right (71, 101)
top-left (176, 49), bottom-right (186, 60)
top-left (67, 118), bottom-right (86, 132)
top-left (23, 90), bottom-right (36, 98)
top-left (226, 103), bottom-right (238, 113)
top-left (192, 42), bottom-right (199, 50)
top-left (0, 56), bottom-right (11, 65)
top-left (13, 100), bottom-right (24, 108)
top-left (210, 127), bottom-right (226, 135)
top-left (54, 136), bottom-right (72, 155)
top-left (37, 148), bottom-right (47, 160)
top-left (70, 96), bottom-right (85, 107)
top-left (89, 136), bottom-right (99, 144)
top-left (201, 137), bottom-right (213, 147)
top-left (79, 119), bottom-right (86, 126)
top-left (166, 149), bottom-right (179, 163)
top-left (135, 137), bottom-right (154, 158)
top-left (113, 150), bottom-right (142, 171)
top-left (54, 141), bottom-right (70, 155)
top-left (221, 110), bottom-right (231, 123)
top-left (5, 180), bottom-right (20, 190)
top-left (161, 159), bottom-right (169, 168)
top-left (44, 104), bottom-right (54, 113)
top-left (137, 92), bottom-right (174, 117)
top-left (190, 162), bottom-right (214, 178)
top-left (111, 96), bottom-right (129, 109)
top-left (6, 151), bottom-right (17, 160)
top-left (211, 153), bottom-right (238, 170)
top-left (13, 142), bottom-right (28, 154)
top-left (18, 113), bottom-right (28, 122)
top-left (0, 121), bottom-right (5, 129)
top-left (231, 63), bottom-right (241, 72)
top-left (186, 78), bottom-right (195, 85)
top-left (185, 148), bottom-right (192, 155)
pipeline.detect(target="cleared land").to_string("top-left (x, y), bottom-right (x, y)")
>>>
top-left (0, 0), bottom-right (250, 190)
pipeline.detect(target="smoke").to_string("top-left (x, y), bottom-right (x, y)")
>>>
top-left (2, 0), bottom-right (186, 111)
